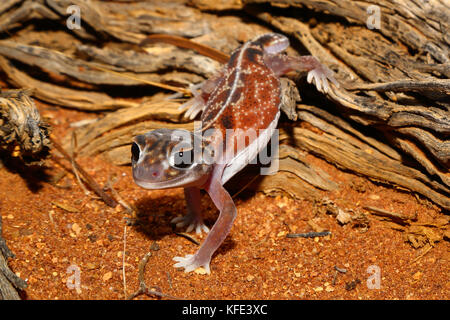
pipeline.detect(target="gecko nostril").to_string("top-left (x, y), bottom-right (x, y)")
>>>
top-left (131, 142), bottom-right (140, 163)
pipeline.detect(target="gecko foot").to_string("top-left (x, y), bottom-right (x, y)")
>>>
top-left (307, 65), bottom-right (339, 94)
top-left (171, 215), bottom-right (210, 234)
top-left (180, 96), bottom-right (204, 120)
top-left (173, 254), bottom-right (211, 274)
top-left (179, 82), bottom-right (205, 119)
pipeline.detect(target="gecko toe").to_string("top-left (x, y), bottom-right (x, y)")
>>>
top-left (171, 215), bottom-right (209, 234)
top-left (308, 66), bottom-right (340, 94)
top-left (171, 215), bottom-right (185, 225)
top-left (173, 254), bottom-right (211, 274)
top-left (307, 71), bottom-right (314, 84)
top-left (195, 223), bottom-right (210, 234)
top-left (315, 75), bottom-right (323, 92)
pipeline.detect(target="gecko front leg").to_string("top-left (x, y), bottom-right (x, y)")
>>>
top-left (264, 54), bottom-right (339, 93)
top-left (173, 166), bottom-right (236, 273)
top-left (171, 187), bottom-right (210, 234)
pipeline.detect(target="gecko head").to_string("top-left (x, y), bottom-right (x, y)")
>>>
top-left (131, 129), bottom-right (211, 189)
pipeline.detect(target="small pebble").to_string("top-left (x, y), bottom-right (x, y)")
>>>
top-left (325, 286), bottom-right (335, 292)
top-left (194, 267), bottom-right (207, 275)
top-left (412, 271), bottom-right (422, 281)
top-left (150, 241), bottom-right (160, 251)
top-left (277, 231), bottom-right (287, 237)
top-left (103, 272), bottom-right (112, 281)
top-left (86, 263), bottom-right (97, 270)
top-left (72, 223), bottom-right (81, 236)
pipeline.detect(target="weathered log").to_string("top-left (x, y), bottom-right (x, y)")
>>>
top-left (0, 0), bottom-right (447, 210)
top-left (46, 0), bottom-right (221, 43)
top-left (244, 0), bottom-right (449, 63)
top-left (0, 0), bottom-right (59, 34)
top-left (0, 40), bottom-right (204, 87)
top-left (0, 56), bottom-right (139, 111)
top-left (76, 43), bottom-right (220, 77)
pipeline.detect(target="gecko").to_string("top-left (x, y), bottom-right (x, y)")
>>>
top-left (131, 33), bottom-right (338, 273)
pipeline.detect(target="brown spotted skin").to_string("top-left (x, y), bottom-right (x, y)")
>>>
top-left (200, 35), bottom-right (282, 153)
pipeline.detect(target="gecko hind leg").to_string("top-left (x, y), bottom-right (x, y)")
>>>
top-left (174, 165), bottom-right (237, 273)
top-left (171, 187), bottom-right (209, 234)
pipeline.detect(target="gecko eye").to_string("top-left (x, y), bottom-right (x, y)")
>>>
top-left (131, 142), bottom-right (140, 163)
top-left (169, 148), bottom-right (194, 169)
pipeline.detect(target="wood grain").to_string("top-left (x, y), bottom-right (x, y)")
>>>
top-left (0, 0), bottom-right (447, 210)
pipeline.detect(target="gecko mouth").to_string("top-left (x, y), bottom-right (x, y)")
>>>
top-left (132, 166), bottom-right (207, 190)
top-left (132, 174), bottom-right (185, 190)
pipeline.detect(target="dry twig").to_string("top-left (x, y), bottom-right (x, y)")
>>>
top-left (127, 252), bottom-right (181, 300)
top-left (50, 136), bottom-right (118, 208)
